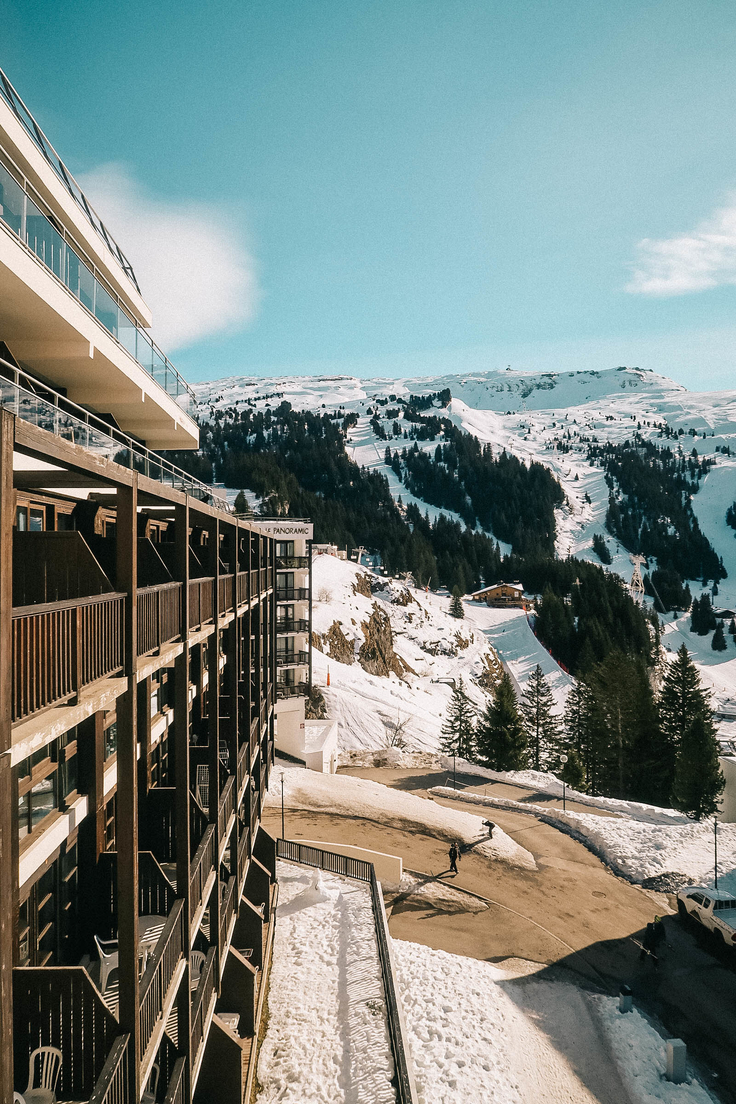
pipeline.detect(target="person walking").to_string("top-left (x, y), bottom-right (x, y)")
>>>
top-left (449, 842), bottom-right (459, 874)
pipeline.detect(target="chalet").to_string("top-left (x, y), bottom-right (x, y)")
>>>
top-left (470, 581), bottom-right (526, 608)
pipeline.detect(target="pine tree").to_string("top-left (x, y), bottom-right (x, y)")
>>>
top-left (671, 714), bottom-right (724, 819)
top-left (440, 678), bottom-right (476, 760)
top-left (520, 665), bottom-right (560, 770)
top-left (712, 622), bottom-right (727, 651)
top-left (449, 585), bottom-right (464, 619)
top-left (476, 672), bottom-right (528, 770)
top-left (659, 643), bottom-right (713, 747)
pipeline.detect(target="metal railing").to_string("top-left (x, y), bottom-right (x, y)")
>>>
top-left (276, 839), bottom-right (416, 1104)
top-left (218, 775), bottom-right (236, 855)
top-left (0, 357), bottom-right (224, 507)
top-left (276, 681), bottom-right (308, 699)
top-left (276, 587), bottom-right (309, 602)
top-left (0, 65), bottom-right (140, 291)
top-left (276, 651), bottom-right (310, 668)
top-left (276, 556), bottom-right (310, 570)
top-left (276, 618), bottom-right (310, 634)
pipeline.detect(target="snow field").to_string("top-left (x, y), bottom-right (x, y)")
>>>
top-left (429, 786), bottom-right (736, 893)
top-left (590, 996), bottom-right (717, 1104)
top-left (266, 767), bottom-right (537, 871)
top-left (256, 862), bottom-right (395, 1104)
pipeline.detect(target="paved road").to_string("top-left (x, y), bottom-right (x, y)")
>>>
top-left (264, 767), bottom-right (736, 1102)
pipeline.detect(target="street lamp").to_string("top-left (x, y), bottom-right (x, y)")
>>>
top-left (560, 753), bottom-right (568, 813)
top-left (453, 752), bottom-right (456, 791)
top-left (715, 816), bottom-right (719, 889)
top-left (280, 771), bottom-right (285, 841)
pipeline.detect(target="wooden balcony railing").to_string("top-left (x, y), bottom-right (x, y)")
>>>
top-left (137, 581), bottom-right (182, 655)
top-left (237, 738), bottom-right (249, 799)
top-left (139, 899), bottom-right (186, 1063)
top-left (97, 852), bottom-right (177, 939)
top-left (162, 1056), bottom-right (187, 1104)
top-left (188, 578), bottom-right (214, 630)
top-left (237, 824), bottom-right (249, 894)
top-left (218, 574), bottom-right (234, 616)
top-left (219, 875), bottom-right (237, 955)
top-left (190, 946), bottom-right (217, 1077)
top-left (260, 567), bottom-right (269, 592)
top-left (190, 824), bottom-right (216, 924)
top-left (250, 569), bottom-right (258, 598)
top-left (236, 570), bottom-right (248, 606)
top-left (218, 775), bottom-right (235, 856)
top-left (11, 592), bottom-right (125, 723)
top-left (190, 792), bottom-right (209, 852)
top-left (88, 1033), bottom-right (133, 1104)
top-left (145, 787), bottom-right (177, 864)
top-left (13, 966), bottom-right (120, 1101)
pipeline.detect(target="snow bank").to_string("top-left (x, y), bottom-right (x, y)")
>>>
top-left (591, 995), bottom-right (717, 1104)
top-left (267, 767), bottom-right (536, 871)
top-left (430, 787), bottom-right (736, 892)
top-left (256, 861), bottom-right (395, 1103)
top-left (438, 756), bottom-right (689, 824)
top-left (393, 941), bottom-right (524, 1104)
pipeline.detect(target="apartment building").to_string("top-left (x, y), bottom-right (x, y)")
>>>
top-left (0, 67), bottom-right (278, 1104)
top-left (257, 519), bottom-right (312, 753)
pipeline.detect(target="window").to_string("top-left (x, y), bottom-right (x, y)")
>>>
top-left (16, 506), bottom-right (27, 530)
top-left (689, 893), bottom-right (704, 905)
top-left (104, 717), bottom-right (117, 760)
top-left (29, 507), bottom-right (44, 531)
top-left (276, 541), bottom-right (294, 558)
top-left (17, 750), bottom-right (58, 841)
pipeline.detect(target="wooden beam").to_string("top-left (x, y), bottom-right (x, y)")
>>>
top-left (207, 518), bottom-right (221, 980)
top-left (115, 479), bottom-right (141, 1097)
top-left (173, 502), bottom-right (192, 1087)
top-left (0, 410), bottom-right (15, 1104)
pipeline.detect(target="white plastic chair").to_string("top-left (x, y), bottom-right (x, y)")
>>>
top-left (141, 1062), bottom-right (159, 1104)
top-left (14, 1093), bottom-right (26, 1103)
top-left (24, 1045), bottom-right (62, 1104)
top-left (190, 950), bottom-right (206, 990)
top-left (94, 934), bottom-right (119, 995)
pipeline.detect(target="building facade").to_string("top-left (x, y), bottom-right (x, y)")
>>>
top-left (0, 67), bottom-right (277, 1104)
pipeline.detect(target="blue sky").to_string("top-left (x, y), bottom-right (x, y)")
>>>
top-left (4, 0), bottom-right (736, 389)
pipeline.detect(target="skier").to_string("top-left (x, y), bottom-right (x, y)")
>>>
top-left (448, 842), bottom-right (459, 874)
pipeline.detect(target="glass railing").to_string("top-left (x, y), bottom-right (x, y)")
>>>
top-left (0, 157), bottom-right (194, 411)
top-left (0, 65), bottom-right (140, 292)
top-left (0, 357), bottom-right (226, 510)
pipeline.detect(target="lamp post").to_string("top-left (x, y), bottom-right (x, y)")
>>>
top-left (560, 753), bottom-right (568, 813)
top-left (715, 816), bottom-right (718, 889)
top-left (453, 752), bottom-right (456, 790)
top-left (280, 771), bottom-right (285, 841)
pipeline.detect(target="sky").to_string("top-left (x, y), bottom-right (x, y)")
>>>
top-left (4, 0), bottom-right (736, 390)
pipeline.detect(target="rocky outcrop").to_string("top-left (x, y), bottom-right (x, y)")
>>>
top-left (358, 604), bottom-right (415, 678)
top-left (352, 572), bottom-right (373, 598)
top-left (324, 621), bottom-right (355, 665)
top-left (311, 631), bottom-right (323, 652)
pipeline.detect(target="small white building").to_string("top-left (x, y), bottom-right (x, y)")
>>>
top-left (719, 755), bottom-right (736, 822)
top-left (275, 696), bottom-right (338, 774)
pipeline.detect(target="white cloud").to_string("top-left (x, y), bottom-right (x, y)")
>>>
top-left (626, 194), bottom-right (736, 296)
top-left (79, 163), bottom-right (259, 350)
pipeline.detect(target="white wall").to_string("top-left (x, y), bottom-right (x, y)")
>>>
top-left (719, 756), bottom-right (736, 823)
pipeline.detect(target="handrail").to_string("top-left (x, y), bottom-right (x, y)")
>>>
top-left (219, 874), bottom-right (237, 956)
top-left (88, 1033), bottom-right (133, 1104)
top-left (0, 356), bottom-right (225, 508)
top-left (276, 651), bottom-right (310, 668)
top-left (190, 824), bottom-right (216, 919)
top-left (276, 556), bottom-right (310, 570)
top-left (139, 898), bottom-right (186, 1061)
top-left (12, 589), bottom-right (126, 618)
top-left (276, 839), bottom-right (417, 1104)
top-left (162, 1056), bottom-right (187, 1104)
top-left (276, 682), bottom-right (308, 699)
top-left (276, 619), bottom-right (310, 634)
top-left (190, 946), bottom-right (217, 1074)
top-left (276, 587), bottom-right (309, 602)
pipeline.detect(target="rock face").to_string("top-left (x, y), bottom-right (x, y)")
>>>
top-left (324, 621), bottom-right (355, 665)
top-left (358, 604), bottom-right (414, 678)
top-left (352, 572), bottom-right (373, 598)
top-left (311, 631), bottom-right (323, 653)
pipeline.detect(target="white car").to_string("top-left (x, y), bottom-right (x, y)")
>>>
top-left (677, 886), bottom-right (736, 948)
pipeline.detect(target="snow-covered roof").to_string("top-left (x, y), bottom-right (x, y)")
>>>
top-left (471, 581), bottom-right (524, 596)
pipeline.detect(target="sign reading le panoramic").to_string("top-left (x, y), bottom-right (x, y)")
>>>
top-left (259, 522), bottom-right (313, 538)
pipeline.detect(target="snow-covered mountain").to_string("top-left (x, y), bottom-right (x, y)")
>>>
top-left (195, 365), bottom-right (736, 593)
